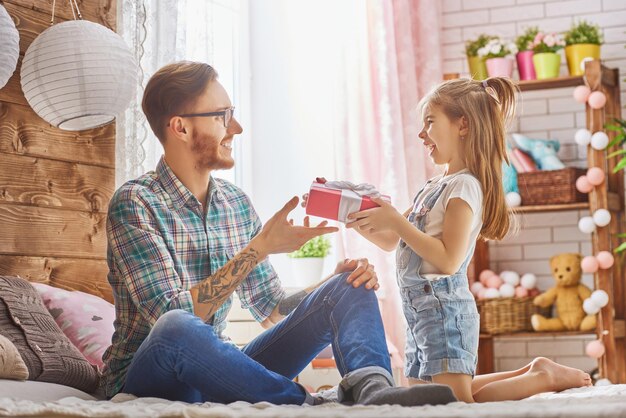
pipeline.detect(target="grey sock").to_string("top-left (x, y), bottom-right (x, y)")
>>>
top-left (353, 374), bottom-right (457, 406)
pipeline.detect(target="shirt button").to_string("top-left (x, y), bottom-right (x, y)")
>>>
top-left (13, 316), bottom-right (20, 324)
top-left (424, 284), bottom-right (431, 293)
top-left (34, 344), bottom-right (42, 352)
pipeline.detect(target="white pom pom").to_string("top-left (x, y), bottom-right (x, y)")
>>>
top-left (583, 298), bottom-right (601, 315)
top-left (505, 192), bottom-right (521, 207)
top-left (484, 288), bottom-right (501, 299)
top-left (591, 131), bottom-right (609, 150)
top-left (578, 216), bottom-right (596, 233)
top-left (520, 273), bottom-right (537, 289)
top-left (595, 378), bottom-right (612, 386)
top-left (500, 271), bottom-right (520, 286)
top-left (470, 281), bottom-right (484, 296)
top-left (591, 290), bottom-right (609, 308)
top-left (575, 129), bottom-right (592, 146)
top-left (593, 209), bottom-right (611, 227)
top-left (499, 283), bottom-right (516, 298)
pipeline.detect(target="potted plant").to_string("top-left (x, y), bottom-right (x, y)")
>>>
top-left (529, 31), bottom-right (566, 79)
top-left (288, 234), bottom-right (332, 287)
top-left (477, 37), bottom-right (518, 78)
top-left (564, 20), bottom-right (603, 76)
top-left (465, 34), bottom-right (497, 80)
top-left (515, 26), bottom-right (539, 80)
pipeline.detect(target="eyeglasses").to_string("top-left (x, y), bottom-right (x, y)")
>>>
top-left (178, 106), bottom-right (235, 128)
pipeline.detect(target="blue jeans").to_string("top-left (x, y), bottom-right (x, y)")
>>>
top-left (123, 273), bottom-right (392, 404)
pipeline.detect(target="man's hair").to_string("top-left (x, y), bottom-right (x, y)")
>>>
top-left (418, 77), bottom-right (519, 241)
top-left (142, 61), bottom-right (218, 143)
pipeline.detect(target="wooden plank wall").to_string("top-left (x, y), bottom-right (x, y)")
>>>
top-left (0, 0), bottom-right (117, 302)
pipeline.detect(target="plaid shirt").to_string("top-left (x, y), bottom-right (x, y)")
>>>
top-left (102, 157), bottom-right (285, 397)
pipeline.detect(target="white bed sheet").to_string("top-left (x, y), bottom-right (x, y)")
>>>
top-left (0, 384), bottom-right (625, 418)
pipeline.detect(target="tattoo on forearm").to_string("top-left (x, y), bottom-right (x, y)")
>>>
top-left (277, 290), bottom-right (308, 316)
top-left (196, 248), bottom-right (260, 322)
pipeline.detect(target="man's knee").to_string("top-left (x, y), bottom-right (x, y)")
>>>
top-left (324, 272), bottom-right (377, 302)
top-left (152, 309), bottom-right (216, 342)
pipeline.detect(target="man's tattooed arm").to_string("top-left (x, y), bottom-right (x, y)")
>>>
top-left (190, 246), bottom-right (264, 322)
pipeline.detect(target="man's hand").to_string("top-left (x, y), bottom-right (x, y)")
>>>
top-left (252, 196), bottom-right (338, 257)
top-left (335, 258), bottom-right (379, 290)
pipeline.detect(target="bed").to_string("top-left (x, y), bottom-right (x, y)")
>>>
top-left (0, 382), bottom-right (625, 417)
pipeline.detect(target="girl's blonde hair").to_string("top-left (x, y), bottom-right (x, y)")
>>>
top-left (419, 77), bottom-right (518, 241)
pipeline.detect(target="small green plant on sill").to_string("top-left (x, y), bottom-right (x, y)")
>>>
top-left (288, 235), bottom-right (331, 258)
top-left (563, 20), bottom-right (603, 46)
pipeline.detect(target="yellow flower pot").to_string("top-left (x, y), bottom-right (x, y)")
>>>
top-left (533, 52), bottom-right (561, 79)
top-left (565, 44), bottom-right (601, 76)
top-left (467, 55), bottom-right (488, 80)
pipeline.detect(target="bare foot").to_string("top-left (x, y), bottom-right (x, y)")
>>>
top-left (529, 357), bottom-right (592, 392)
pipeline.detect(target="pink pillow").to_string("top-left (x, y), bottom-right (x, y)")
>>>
top-left (32, 283), bottom-right (114, 370)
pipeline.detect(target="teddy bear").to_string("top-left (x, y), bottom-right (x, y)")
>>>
top-left (512, 133), bottom-right (565, 171)
top-left (531, 253), bottom-right (597, 332)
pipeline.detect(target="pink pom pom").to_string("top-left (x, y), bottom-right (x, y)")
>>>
top-left (479, 269), bottom-right (496, 285)
top-left (486, 274), bottom-right (503, 289)
top-left (588, 91), bottom-right (607, 109)
top-left (596, 251), bottom-right (615, 269)
top-left (576, 175), bottom-right (593, 193)
top-left (581, 255), bottom-right (599, 273)
top-left (528, 288), bottom-right (540, 297)
top-left (573, 85), bottom-right (591, 103)
top-left (586, 340), bottom-right (605, 359)
top-left (586, 167), bottom-right (605, 186)
top-left (514, 286), bottom-right (529, 298)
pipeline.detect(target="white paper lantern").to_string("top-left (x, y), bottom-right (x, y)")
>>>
top-left (0, 4), bottom-right (19, 89)
top-left (575, 129), bottom-right (592, 146)
top-left (583, 298), bottom-right (601, 315)
top-left (590, 290), bottom-right (609, 308)
top-left (578, 216), bottom-right (596, 234)
top-left (20, 20), bottom-right (137, 131)
top-left (590, 131), bottom-right (609, 150)
top-left (593, 209), bottom-right (611, 227)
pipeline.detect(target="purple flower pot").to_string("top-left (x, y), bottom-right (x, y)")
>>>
top-left (516, 50), bottom-right (536, 81)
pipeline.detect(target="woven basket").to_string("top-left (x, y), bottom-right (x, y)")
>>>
top-left (517, 167), bottom-right (587, 205)
top-left (477, 297), bottom-right (551, 335)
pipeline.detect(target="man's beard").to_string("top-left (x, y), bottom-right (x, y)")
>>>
top-left (191, 130), bottom-right (234, 170)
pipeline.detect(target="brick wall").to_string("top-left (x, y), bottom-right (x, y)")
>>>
top-left (442, 0), bottom-right (626, 373)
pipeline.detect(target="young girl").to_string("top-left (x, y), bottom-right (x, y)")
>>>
top-left (346, 77), bottom-right (592, 402)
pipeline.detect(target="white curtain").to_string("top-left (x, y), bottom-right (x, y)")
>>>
top-left (116, 0), bottom-right (246, 187)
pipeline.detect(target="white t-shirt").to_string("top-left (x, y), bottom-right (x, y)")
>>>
top-left (415, 169), bottom-right (484, 280)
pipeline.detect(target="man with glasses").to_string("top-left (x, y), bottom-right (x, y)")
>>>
top-left (102, 61), bottom-right (456, 407)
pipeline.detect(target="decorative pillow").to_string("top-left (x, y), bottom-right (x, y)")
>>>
top-left (0, 334), bottom-right (28, 380)
top-left (32, 283), bottom-right (115, 371)
top-left (0, 276), bottom-right (99, 393)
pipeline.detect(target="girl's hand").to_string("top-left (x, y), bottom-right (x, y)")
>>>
top-left (345, 197), bottom-right (402, 234)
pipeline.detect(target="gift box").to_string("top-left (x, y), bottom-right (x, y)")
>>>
top-left (305, 181), bottom-right (390, 223)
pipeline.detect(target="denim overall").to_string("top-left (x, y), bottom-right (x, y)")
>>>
top-left (396, 177), bottom-right (480, 381)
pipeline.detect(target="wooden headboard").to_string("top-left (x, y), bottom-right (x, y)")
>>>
top-left (0, 0), bottom-right (117, 303)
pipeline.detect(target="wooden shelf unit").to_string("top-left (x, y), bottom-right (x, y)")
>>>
top-left (472, 61), bottom-right (626, 383)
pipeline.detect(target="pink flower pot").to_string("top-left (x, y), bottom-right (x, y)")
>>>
top-left (486, 57), bottom-right (514, 78)
top-left (516, 50), bottom-right (536, 80)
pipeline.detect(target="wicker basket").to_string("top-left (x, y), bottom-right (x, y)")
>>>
top-left (476, 297), bottom-right (551, 335)
top-left (517, 167), bottom-right (587, 206)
